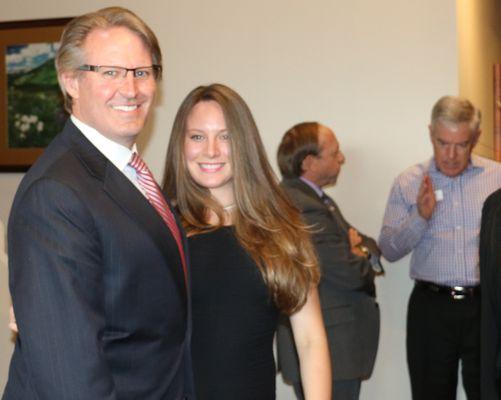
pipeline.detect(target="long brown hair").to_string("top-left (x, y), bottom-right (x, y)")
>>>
top-left (163, 84), bottom-right (319, 314)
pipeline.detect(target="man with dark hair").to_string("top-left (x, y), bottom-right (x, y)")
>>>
top-left (4, 7), bottom-right (193, 399)
top-left (379, 95), bottom-right (501, 400)
top-left (276, 122), bottom-right (381, 400)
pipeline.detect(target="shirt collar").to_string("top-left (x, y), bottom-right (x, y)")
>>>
top-left (71, 115), bottom-right (137, 172)
top-left (299, 176), bottom-right (324, 198)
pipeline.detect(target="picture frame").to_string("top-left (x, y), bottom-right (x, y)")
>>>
top-left (0, 17), bottom-right (72, 172)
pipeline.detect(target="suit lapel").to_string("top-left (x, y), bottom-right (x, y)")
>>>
top-left (103, 166), bottom-right (187, 297)
top-left (61, 120), bottom-right (187, 298)
top-left (319, 193), bottom-right (350, 232)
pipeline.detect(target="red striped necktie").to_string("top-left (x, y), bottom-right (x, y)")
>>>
top-left (128, 152), bottom-right (187, 284)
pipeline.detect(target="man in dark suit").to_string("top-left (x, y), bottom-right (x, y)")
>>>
top-left (480, 187), bottom-right (501, 399)
top-left (276, 122), bottom-right (381, 400)
top-left (3, 7), bottom-right (193, 400)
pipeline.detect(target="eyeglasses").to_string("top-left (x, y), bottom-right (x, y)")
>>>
top-left (77, 64), bottom-right (162, 81)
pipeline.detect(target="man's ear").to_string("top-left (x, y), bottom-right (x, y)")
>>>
top-left (60, 72), bottom-right (79, 100)
top-left (428, 124), bottom-right (434, 142)
top-left (301, 154), bottom-right (315, 174)
top-left (471, 129), bottom-right (481, 148)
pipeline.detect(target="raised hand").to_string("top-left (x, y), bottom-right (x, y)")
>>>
top-left (417, 174), bottom-right (436, 220)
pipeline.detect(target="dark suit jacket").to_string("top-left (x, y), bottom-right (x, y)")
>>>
top-left (276, 178), bottom-right (379, 382)
top-left (480, 188), bottom-right (501, 400)
top-left (3, 120), bottom-right (194, 400)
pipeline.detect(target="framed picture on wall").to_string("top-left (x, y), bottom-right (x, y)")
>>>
top-left (0, 17), bottom-right (72, 172)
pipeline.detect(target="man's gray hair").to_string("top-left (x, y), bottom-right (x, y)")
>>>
top-left (430, 95), bottom-right (481, 133)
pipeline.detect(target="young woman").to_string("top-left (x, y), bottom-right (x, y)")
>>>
top-left (163, 83), bottom-right (331, 399)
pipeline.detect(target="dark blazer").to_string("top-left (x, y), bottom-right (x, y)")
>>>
top-left (3, 120), bottom-right (194, 400)
top-left (276, 178), bottom-right (379, 382)
top-left (480, 188), bottom-right (501, 400)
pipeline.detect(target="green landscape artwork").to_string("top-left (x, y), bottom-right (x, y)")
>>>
top-left (6, 42), bottom-right (66, 148)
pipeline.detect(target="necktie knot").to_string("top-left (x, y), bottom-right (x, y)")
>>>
top-left (129, 152), bottom-right (148, 174)
top-left (321, 192), bottom-right (334, 206)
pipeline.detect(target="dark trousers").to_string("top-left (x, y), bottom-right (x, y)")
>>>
top-left (293, 379), bottom-right (361, 400)
top-left (407, 284), bottom-right (480, 400)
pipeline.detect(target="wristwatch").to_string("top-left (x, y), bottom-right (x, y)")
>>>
top-left (359, 245), bottom-right (370, 259)
top-left (359, 245), bottom-right (385, 275)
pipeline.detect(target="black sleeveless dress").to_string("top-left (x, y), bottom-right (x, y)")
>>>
top-left (188, 227), bottom-right (279, 400)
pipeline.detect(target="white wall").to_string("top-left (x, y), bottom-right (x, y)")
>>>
top-left (0, 1), bottom-right (460, 398)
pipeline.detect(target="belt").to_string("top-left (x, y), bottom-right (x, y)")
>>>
top-left (415, 280), bottom-right (480, 300)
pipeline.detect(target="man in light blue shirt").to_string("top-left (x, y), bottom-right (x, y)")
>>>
top-left (379, 96), bottom-right (501, 400)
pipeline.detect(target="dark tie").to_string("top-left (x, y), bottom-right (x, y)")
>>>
top-left (320, 192), bottom-right (349, 231)
top-left (129, 152), bottom-right (187, 283)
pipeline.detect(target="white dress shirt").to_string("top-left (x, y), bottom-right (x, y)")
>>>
top-left (71, 115), bottom-right (149, 198)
